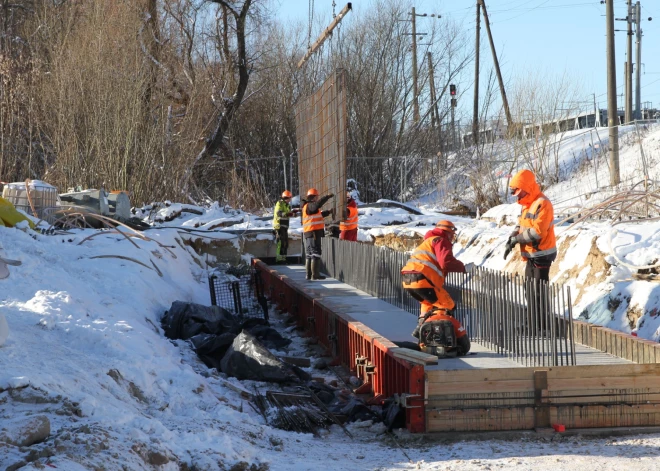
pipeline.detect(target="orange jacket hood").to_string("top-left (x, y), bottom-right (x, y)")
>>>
top-left (510, 169), bottom-right (541, 208)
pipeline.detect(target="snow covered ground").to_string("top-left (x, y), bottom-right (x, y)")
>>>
top-left (3, 221), bottom-right (660, 470)
top-left (3, 126), bottom-right (660, 469)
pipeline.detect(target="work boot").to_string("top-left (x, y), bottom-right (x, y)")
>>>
top-left (311, 259), bottom-right (326, 280)
top-left (305, 259), bottom-right (312, 280)
top-left (411, 317), bottom-right (425, 339)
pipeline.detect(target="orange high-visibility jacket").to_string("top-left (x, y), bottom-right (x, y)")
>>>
top-left (510, 169), bottom-right (557, 261)
top-left (401, 236), bottom-right (445, 289)
top-left (339, 205), bottom-right (358, 231)
top-left (302, 203), bottom-right (324, 233)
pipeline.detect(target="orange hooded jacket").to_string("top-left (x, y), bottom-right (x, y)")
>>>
top-left (509, 169), bottom-right (557, 261)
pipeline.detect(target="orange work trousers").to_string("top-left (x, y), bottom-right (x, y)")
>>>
top-left (402, 275), bottom-right (455, 317)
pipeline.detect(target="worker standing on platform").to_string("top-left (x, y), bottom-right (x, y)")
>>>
top-left (401, 220), bottom-right (474, 340)
top-left (302, 188), bottom-right (334, 280)
top-left (339, 190), bottom-right (358, 241)
top-left (272, 190), bottom-right (298, 263)
top-left (504, 169), bottom-right (557, 331)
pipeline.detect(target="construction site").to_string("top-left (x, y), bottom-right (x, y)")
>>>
top-left (3, 1), bottom-right (660, 470)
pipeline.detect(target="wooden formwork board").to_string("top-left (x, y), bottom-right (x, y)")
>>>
top-left (426, 363), bottom-right (660, 432)
top-left (573, 320), bottom-right (660, 364)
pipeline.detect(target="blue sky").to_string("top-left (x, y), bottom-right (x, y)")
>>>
top-left (275, 0), bottom-right (660, 116)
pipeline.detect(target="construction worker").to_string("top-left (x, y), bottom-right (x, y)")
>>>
top-left (401, 220), bottom-right (473, 340)
top-left (505, 169), bottom-right (557, 331)
top-left (339, 190), bottom-right (358, 241)
top-left (272, 190), bottom-right (298, 263)
top-left (302, 188), bottom-right (334, 280)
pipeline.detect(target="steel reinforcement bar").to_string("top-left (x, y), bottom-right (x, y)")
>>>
top-left (252, 259), bottom-right (427, 433)
top-left (320, 238), bottom-right (576, 367)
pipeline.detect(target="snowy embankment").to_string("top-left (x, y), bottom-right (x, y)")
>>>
top-left (4, 221), bottom-right (660, 470)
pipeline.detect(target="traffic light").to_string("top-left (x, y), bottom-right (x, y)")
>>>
top-left (450, 84), bottom-right (456, 96)
top-left (451, 98), bottom-right (457, 108)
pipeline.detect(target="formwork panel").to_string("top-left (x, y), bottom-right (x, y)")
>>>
top-left (253, 259), bottom-right (429, 433)
top-left (426, 363), bottom-right (660, 432)
top-left (428, 407), bottom-right (536, 432)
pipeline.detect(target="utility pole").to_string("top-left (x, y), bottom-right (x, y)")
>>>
top-left (427, 52), bottom-right (442, 138)
top-left (624, 62), bottom-right (629, 121)
top-left (473, 1), bottom-right (481, 146)
top-left (411, 7), bottom-right (420, 123)
top-left (634, 1), bottom-right (642, 120)
top-left (606, 0), bottom-right (621, 185)
top-left (450, 86), bottom-right (457, 151)
top-left (479, 0), bottom-right (513, 132)
top-left (626, 0), bottom-right (633, 123)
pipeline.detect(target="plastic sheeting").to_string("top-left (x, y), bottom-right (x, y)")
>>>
top-left (161, 301), bottom-right (237, 340)
top-left (220, 331), bottom-right (301, 383)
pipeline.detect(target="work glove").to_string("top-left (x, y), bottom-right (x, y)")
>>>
top-left (464, 262), bottom-right (475, 274)
top-left (503, 236), bottom-right (519, 260)
top-left (328, 193), bottom-right (335, 198)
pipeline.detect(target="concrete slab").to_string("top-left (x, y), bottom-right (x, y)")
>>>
top-left (272, 264), bottom-right (633, 368)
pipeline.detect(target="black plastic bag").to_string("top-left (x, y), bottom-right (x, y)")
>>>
top-left (220, 330), bottom-right (299, 383)
top-left (190, 333), bottom-right (236, 370)
top-left (162, 301), bottom-right (238, 340)
top-left (382, 397), bottom-right (405, 431)
top-left (331, 397), bottom-right (379, 423)
top-left (244, 324), bottom-right (292, 351)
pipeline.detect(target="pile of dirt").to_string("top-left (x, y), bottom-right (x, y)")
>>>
top-left (553, 236), bottom-right (611, 305)
top-left (372, 232), bottom-right (422, 252)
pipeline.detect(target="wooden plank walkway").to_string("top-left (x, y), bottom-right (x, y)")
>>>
top-left (274, 265), bottom-right (631, 369)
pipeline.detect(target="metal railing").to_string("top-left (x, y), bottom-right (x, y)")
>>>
top-left (321, 238), bottom-right (575, 366)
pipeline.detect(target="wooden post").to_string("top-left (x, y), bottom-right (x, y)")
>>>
top-left (412, 7), bottom-right (420, 123)
top-left (606, 0), bottom-right (621, 185)
top-left (473, 1), bottom-right (481, 146)
top-left (480, 0), bottom-right (513, 133)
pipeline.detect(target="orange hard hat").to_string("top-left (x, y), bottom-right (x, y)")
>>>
top-left (281, 190), bottom-right (292, 198)
top-left (307, 188), bottom-right (319, 197)
top-left (436, 220), bottom-right (456, 232)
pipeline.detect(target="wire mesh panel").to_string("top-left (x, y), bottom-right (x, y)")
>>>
top-left (209, 266), bottom-right (268, 321)
top-left (295, 69), bottom-right (348, 220)
top-left (321, 238), bottom-right (575, 366)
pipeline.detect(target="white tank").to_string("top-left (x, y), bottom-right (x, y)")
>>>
top-left (2, 180), bottom-right (58, 220)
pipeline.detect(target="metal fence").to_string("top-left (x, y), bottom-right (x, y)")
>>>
top-left (295, 68), bottom-right (348, 220)
top-left (321, 238), bottom-right (575, 366)
top-left (209, 266), bottom-right (269, 321)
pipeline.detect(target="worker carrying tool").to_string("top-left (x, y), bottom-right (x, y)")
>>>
top-left (272, 190), bottom-right (299, 263)
top-left (401, 220), bottom-right (473, 357)
top-left (339, 190), bottom-right (358, 241)
top-left (302, 188), bottom-right (334, 280)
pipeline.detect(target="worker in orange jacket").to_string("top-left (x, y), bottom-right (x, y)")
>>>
top-left (302, 188), bottom-right (334, 280)
top-left (505, 169), bottom-right (557, 331)
top-left (401, 220), bottom-right (473, 341)
top-left (339, 191), bottom-right (358, 241)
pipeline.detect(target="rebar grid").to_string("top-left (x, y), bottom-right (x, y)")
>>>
top-left (321, 238), bottom-right (575, 366)
top-left (209, 267), bottom-right (268, 320)
top-left (295, 69), bottom-right (348, 219)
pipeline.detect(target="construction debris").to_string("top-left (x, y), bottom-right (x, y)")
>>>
top-left (253, 391), bottom-right (335, 437)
